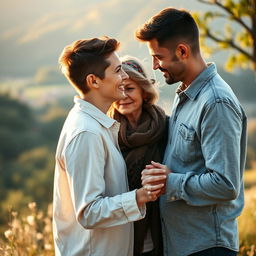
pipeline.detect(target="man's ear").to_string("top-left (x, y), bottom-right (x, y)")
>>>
top-left (176, 44), bottom-right (189, 59)
top-left (86, 74), bottom-right (99, 89)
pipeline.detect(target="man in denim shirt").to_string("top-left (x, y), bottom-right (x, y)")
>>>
top-left (136, 8), bottom-right (247, 256)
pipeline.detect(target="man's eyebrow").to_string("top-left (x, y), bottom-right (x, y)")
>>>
top-left (153, 54), bottom-right (163, 58)
top-left (115, 64), bottom-right (122, 71)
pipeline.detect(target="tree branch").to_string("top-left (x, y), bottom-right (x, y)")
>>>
top-left (252, 0), bottom-right (256, 65)
top-left (197, 0), bottom-right (215, 5)
top-left (197, 0), bottom-right (253, 36)
top-left (206, 30), bottom-right (253, 61)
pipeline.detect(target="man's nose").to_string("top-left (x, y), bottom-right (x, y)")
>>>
top-left (152, 59), bottom-right (160, 70)
top-left (121, 69), bottom-right (129, 80)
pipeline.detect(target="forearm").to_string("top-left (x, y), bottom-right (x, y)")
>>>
top-left (79, 185), bottom-right (164, 228)
top-left (78, 190), bottom-right (145, 229)
top-left (165, 169), bottom-right (241, 206)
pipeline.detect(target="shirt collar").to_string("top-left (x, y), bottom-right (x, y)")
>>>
top-left (74, 96), bottom-right (116, 129)
top-left (176, 62), bottom-right (217, 101)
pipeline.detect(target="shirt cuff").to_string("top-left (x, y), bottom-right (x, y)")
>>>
top-left (121, 190), bottom-right (146, 222)
top-left (166, 173), bottom-right (184, 202)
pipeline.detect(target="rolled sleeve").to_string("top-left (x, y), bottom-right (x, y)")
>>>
top-left (166, 173), bottom-right (184, 202)
top-left (121, 190), bottom-right (146, 221)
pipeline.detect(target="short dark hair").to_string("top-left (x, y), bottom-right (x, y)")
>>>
top-left (59, 36), bottom-right (120, 94)
top-left (136, 8), bottom-right (199, 53)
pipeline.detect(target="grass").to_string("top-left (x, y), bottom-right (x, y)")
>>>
top-left (0, 203), bottom-right (54, 256)
top-left (0, 169), bottom-right (255, 255)
top-left (244, 168), bottom-right (256, 189)
top-left (238, 169), bottom-right (256, 255)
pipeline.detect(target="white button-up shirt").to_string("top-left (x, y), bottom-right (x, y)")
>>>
top-left (53, 96), bottom-right (145, 256)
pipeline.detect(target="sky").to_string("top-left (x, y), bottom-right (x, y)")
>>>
top-left (0, 0), bottom-right (218, 80)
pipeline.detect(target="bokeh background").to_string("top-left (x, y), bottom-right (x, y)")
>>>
top-left (0, 0), bottom-right (255, 255)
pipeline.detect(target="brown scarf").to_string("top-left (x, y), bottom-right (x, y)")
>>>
top-left (110, 103), bottom-right (167, 255)
top-left (110, 103), bottom-right (167, 190)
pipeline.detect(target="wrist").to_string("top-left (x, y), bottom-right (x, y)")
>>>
top-left (136, 188), bottom-right (147, 208)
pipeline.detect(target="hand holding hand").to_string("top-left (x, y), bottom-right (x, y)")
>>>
top-left (141, 161), bottom-right (171, 195)
top-left (136, 183), bottom-right (164, 208)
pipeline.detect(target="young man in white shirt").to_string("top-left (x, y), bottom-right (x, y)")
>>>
top-left (53, 37), bottom-right (164, 256)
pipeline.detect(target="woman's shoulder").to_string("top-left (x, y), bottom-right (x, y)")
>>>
top-left (150, 104), bottom-right (169, 120)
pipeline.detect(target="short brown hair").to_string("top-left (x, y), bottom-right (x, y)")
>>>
top-left (136, 8), bottom-right (199, 53)
top-left (59, 37), bottom-right (120, 94)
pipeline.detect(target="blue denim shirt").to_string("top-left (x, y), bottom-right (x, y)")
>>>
top-left (161, 63), bottom-right (247, 256)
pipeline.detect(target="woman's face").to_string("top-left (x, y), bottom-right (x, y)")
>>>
top-left (113, 78), bottom-right (144, 119)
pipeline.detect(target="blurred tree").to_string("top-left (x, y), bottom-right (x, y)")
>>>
top-left (37, 103), bottom-right (66, 148)
top-left (218, 68), bottom-right (256, 102)
top-left (248, 124), bottom-right (256, 150)
top-left (0, 146), bottom-right (54, 224)
top-left (0, 93), bottom-right (33, 130)
top-left (0, 94), bottom-right (58, 224)
top-left (0, 94), bottom-right (39, 160)
top-left (246, 147), bottom-right (255, 169)
top-left (245, 122), bottom-right (256, 169)
top-left (193, 0), bottom-right (256, 71)
top-left (17, 147), bottom-right (54, 207)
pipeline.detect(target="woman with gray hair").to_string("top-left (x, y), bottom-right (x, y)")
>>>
top-left (109, 56), bottom-right (168, 256)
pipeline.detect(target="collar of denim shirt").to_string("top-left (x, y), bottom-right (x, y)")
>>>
top-left (181, 62), bottom-right (218, 101)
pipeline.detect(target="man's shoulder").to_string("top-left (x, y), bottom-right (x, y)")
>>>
top-left (59, 109), bottom-right (104, 145)
top-left (194, 74), bottom-right (246, 122)
top-left (66, 107), bottom-right (104, 134)
top-left (56, 110), bottom-right (105, 158)
top-left (198, 73), bottom-right (241, 107)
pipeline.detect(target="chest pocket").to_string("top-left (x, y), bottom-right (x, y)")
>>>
top-left (174, 123), bottom-right (198, 163)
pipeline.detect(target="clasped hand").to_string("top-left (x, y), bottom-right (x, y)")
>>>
top-left (141, 161), bottom-right (171, 197)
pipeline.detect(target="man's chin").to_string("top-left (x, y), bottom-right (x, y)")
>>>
top-left (163, 73), bottom-right (174, 84)
top-left (165, 78), bottom-right (176, 85)
top-left (164, 75), bottom-right (179, 85)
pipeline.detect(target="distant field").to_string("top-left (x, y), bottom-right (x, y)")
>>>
top-left (22, 84), bottom-right (73, 99)
top-left (238, 168), bottom-right (256, 252)
top-left (248, 118), bottom-right (256, 132)
top-left (244, 168), bottom-right (256, 189)
top-left (0, 83), bottom-right (74, 107)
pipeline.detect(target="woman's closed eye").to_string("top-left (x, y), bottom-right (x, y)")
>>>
top-left (125, 87), bottom-right (135, 91)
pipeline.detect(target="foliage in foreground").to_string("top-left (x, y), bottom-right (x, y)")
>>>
top-left (0, 203), bottom-right (54, 256)
top-left (0, 190), bottom-right (255, 255)
top-left (193, 0), bottom-right (256, 71)
top-left (238, 185), bottom-right (256, 256)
